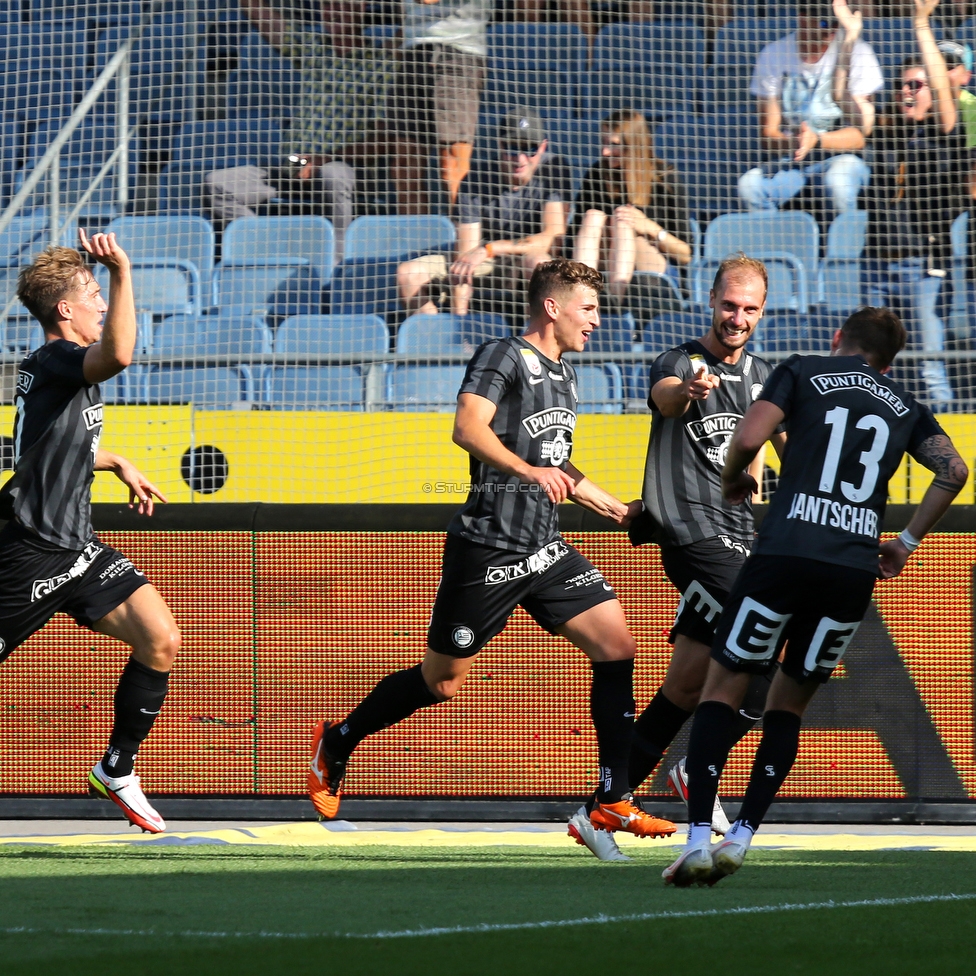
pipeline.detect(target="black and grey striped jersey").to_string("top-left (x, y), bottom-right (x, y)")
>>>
top-left (447, 336), bottom-right (578, 553)
top-left (642, 339), bottom-right (775, 548)
top-left (754, 354), bottom-right (943, 573)
top-left (0, 340), bottom-right (102, 549)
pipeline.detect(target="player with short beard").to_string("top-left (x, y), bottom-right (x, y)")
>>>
top-left (1, 230), bottom-right (180, 832)
top-left (309, 258), bottom-right (675, 844)
top-left (569, 255), bottom-right (786, 862)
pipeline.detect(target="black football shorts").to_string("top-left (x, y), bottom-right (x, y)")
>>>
top-left (0, 521), bottom-right (150, 664)
top-left (427, 533), bottom-right (618, 657)
top-left (711, 554), bottom-right (877, 684)
top-left (660, 535), bottom-right (750, 647)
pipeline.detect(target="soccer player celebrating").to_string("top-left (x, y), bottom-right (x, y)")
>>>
top-left (571, 255), bottom-right (785, 862)
top-left (664, 306), bottom-right (968, 887)
top-left (309, 258), bottom-right (675, 842)
top-left (1, 230), bottom-right (180, 833)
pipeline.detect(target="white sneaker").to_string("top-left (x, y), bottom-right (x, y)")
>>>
top-left (567, 805), bottom-right (631, 862)
top-left (662, 842), bottom-right (713, 887)
top-left (667, 757), bottom-right (731, 836)
top-left (709, 837), bottom-right (749, 883)
top-left (88, 761), bottom-right (166, 833)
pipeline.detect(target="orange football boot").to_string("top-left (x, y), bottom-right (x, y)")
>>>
top-left (590, 793), bottom-right (676, 838)
top-left (308, 721), bottom-right (346, 819)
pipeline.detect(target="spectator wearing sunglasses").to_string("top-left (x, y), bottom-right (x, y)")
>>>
top-left (863, 0), bottom-right (972, 409)
top-left (397, 112), bottom-right (572, 318)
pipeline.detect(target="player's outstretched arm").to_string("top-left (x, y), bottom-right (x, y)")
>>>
top-left (563, 462), bottom-right (640, 526)
top-left (95, 450), bottom-right (168, 517)
top-left (80, 229), bottom-right (136, 385)
top-left (453, 392), bottom-right (577, 503)
top-left (651, 366), bottom-right (720, 418)
top-left (721, 400), bottom-right (786, 505)
top-left (879, 434), bottom-right (968, 578)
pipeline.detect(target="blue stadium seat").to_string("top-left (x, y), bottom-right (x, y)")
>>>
top-left (483, 67), bottom-right (575, 121)
top-left (222, 215), bottom-right (336, 281)
top-left (151, 310), bottom-right (274, 356)
top-left (757, 310), bottom-right (843, 354)
top-left (146, 366), bottom-right (253, 408)
top-left (331, 215), bottom-right (457, 317)
top-left (486, 22), bottom-right (587, 79)
top-left (269, 313), bottom-right (388, 410)
top-left (693, 211), bottom-right (820, 311)
top-left (169, 118), bottom-right (282, 167)
top-left (593, 21), bottom-right (706, 74)
top-left (105, 215), bottom-right (217, 303)
top-left (225, 69), bottom-right (300, 122)
top-left (343, 215), bottom-right (456, 261)
top-left (212, 261), bottom-right (322, 319)
top-left (388, 364), bottom-right (466, 412)
top-left (819, 210), bottom-right (868, 312)
top-left (581, 68), bottom-right (701, 121)
top-left (643, 307), bottom-right (707, 351)
top-left (396, 313), bottom-right (510, 354)
top-left (575, 363), bottom-right (624, 414)
top-left (95, 259), bottom-right (201, 333)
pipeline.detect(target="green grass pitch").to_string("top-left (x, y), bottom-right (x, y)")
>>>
top-left (1, 844), bottom-right (974, 975)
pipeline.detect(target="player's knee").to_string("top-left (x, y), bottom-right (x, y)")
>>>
top-left (427, 675), bottom-right (463, 701)
top-left (597, 632), bottom-right (637, 662)
top-left (147, 626), bottom-right (181, 670)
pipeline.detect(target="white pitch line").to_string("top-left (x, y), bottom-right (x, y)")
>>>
top-left (1, 892), bottom-right (974, 941)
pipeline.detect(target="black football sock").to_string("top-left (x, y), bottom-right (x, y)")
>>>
top-left (736, 710), bottom-right (802, 832)
top-left (629, 691), bottom-right (693, 790)
top-left (324, 664), bottom-right (440, 761)
top-left (102, 656), bottom-right (170, 779)
top-left (684, 700), bottom-right (737, 826)
top-left (590, 658), bottom-right (636, 804)
top-left (727, 667), bottom-right (777, 744)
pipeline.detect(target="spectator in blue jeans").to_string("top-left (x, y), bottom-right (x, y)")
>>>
top-left (738, 0), bottom-right (882, 216)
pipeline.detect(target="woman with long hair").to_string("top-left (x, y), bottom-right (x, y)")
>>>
top-left (572, 109), bottom-right (692, 302)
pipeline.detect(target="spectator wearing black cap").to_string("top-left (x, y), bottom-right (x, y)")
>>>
top-left (738, 0), bottom-right (882, 216)
top-left (397, 112), bottom-right (572, 316)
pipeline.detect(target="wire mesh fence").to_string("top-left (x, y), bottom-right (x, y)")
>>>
top-left (0, 0), bottom-right (974, 502)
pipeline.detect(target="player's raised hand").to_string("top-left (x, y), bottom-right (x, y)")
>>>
top-left (687, 362), bottom-right (720, 401)
top-left (878, 538), bottom-right (911, 579)
top-left (834, 0), bottom-right (863, 39)
top-left (913, 0), bottom-right (940, 23)
top-left (79, 228), bottom-right (131, 274)
top-left (521, 465), bottom-right (576, 504)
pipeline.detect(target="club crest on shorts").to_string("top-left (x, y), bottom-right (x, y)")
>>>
top-left (452, 626), bottom-right (475, 649)
top-left (520, 348), bottom-right (543, 377)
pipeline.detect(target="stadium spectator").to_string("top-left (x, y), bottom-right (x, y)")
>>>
top-left (205, 0), bottom-right (425, 259)
top-left (387, 1), bottom-right (490, 210)
top-left (738, 0), bottom-right (882, 217)
top-left (1, 231), bottom-right (180, 834)
top-left (937, 38), bottom-right (976, 149)
top-left (663, 306), bottom-right (968, 887)
top-left (864, 0), bottom-right (971, 408)
top-left (309, 259), bottom-right (677, 847)
top-left (571, 109), bottom-right (692, 306)
top-left (396, 111), bottom-right (572, 317)
top-left (568, 255), bottom-right (784, 862)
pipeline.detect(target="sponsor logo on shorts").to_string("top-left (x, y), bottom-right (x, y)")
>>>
top-left (83, 403), bottom-right (104, 430)
top-left (521, 408), bottom-right (577, 439)
top-left (810, 371), bottom-right (909, 416)
top-left (0, 638), bottom-right (5, 655)
top-left (485, 541), bottom-right (569, 585)
top-left (98, 556), bottom-right (144, 582)
top-left (563, 568), bottom-right (606, 591)
top-left (676, 580), bottom-right (723, 625)
top-left (452, 626), bottom-right (475, 649)
top-left (31, 543), bottom-right (102, 602)
top-left (16, 371), bottom-right (33, 395)
top-left (718, 535), bottom-right (750, 556)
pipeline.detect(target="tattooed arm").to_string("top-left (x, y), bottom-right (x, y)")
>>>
top-left (878, 434), bottom-right (969, 578)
